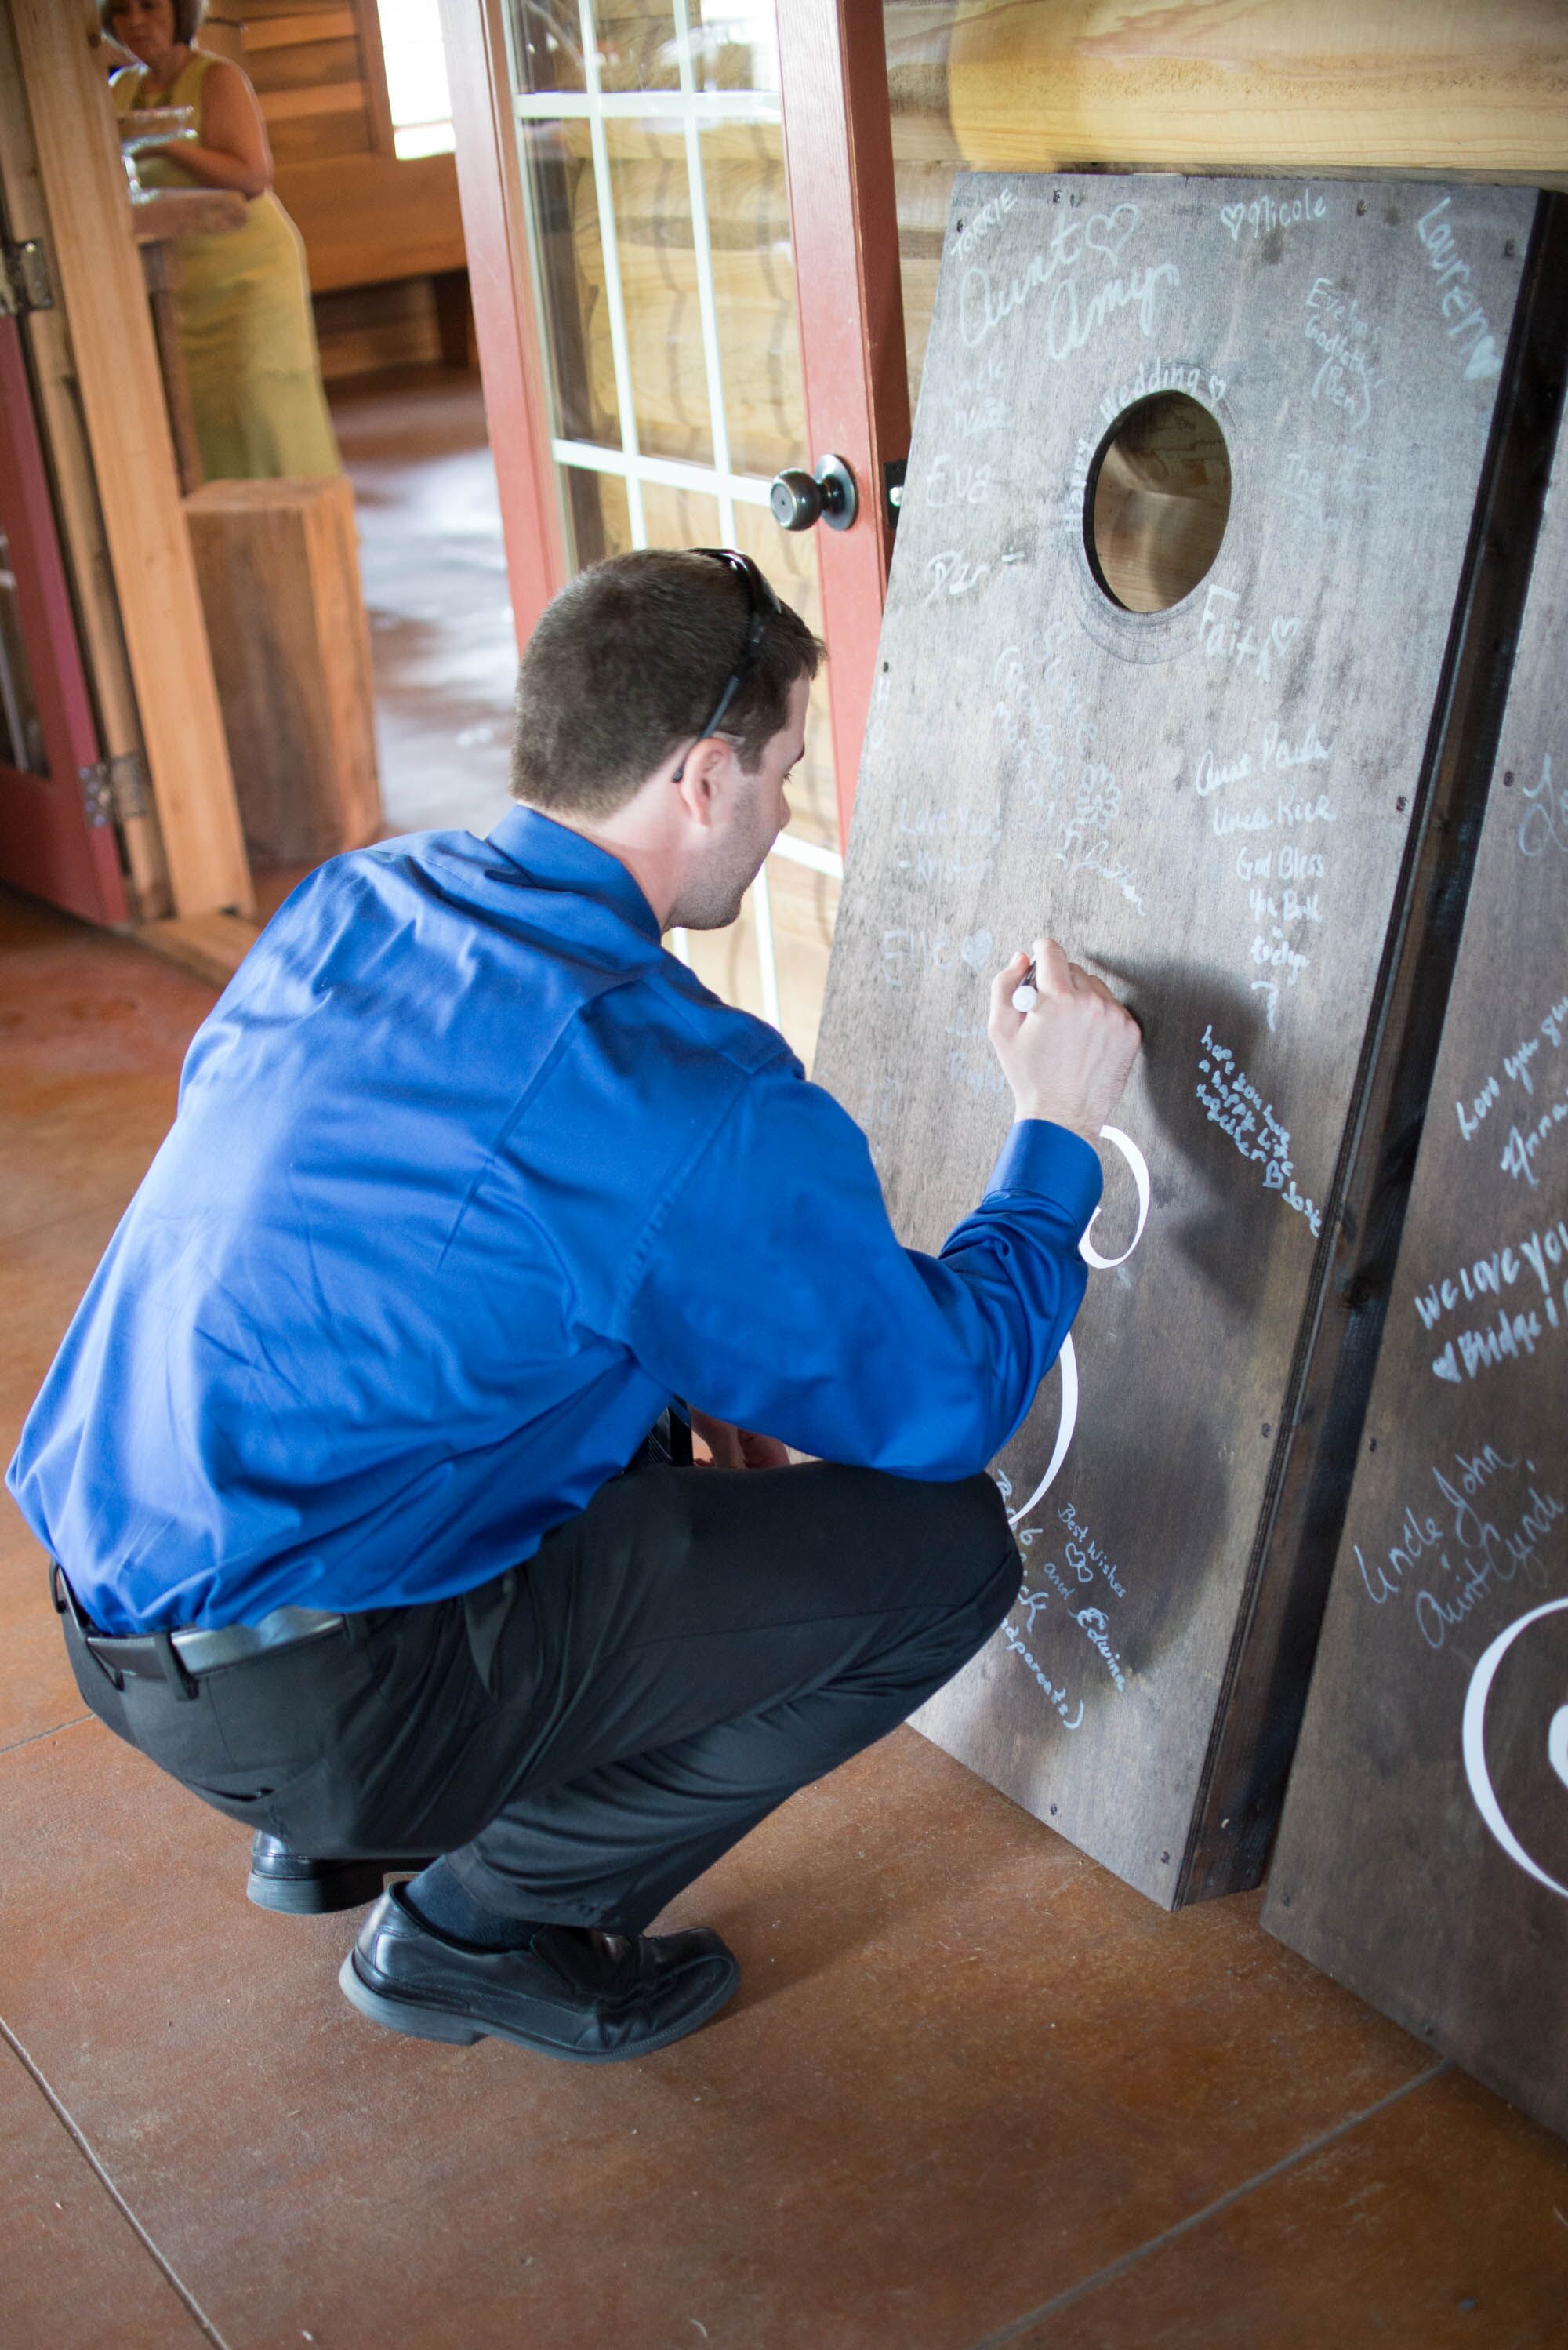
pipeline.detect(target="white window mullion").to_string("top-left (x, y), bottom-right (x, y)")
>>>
top-left (672, 0), bottom-right (736, 548)
top-left (577, 0), bottom-right (646, 546)
top-left (551, 438), bottom-right (771, 508)
top-left (750, 858), bottom-right (782, 1029)
top-left (771, 833), bottom-right (843, 881)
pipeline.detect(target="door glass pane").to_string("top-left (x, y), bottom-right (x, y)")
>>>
top-left (0, 522), bottom-right (45, 774)
top-left (701, 121), bottom-right (803, 478)
top-left (511, 1), bottom-right (683, 94)
top-left (605, 121), bottom-right (714, 467)
top-left (521, 119), bottom-right (619, 446)
top-left (688, 2), bottom-right (782, 93)
top-left (561, 466), bottom-right (633, 565)
top-left (640, 480), bottom-right (722, 548)
top-left (499, 0), bottom-right (843, 1054)
top-left (597, 0), bottom-right (681, 90)
top-left (731, 501), bottom-right (836, 853)
top-left (513, 0), bottom-right (586, 93)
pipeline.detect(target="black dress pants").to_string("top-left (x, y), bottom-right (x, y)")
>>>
top-left (63, 1462), bottom-right (1018, 1935)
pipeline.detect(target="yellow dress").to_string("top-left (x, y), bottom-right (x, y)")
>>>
top-left (112, 53), bottom-right (340, 481)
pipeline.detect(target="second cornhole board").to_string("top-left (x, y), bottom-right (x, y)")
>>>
top-left (812, 171), bottom-right (1541, 1905)
top-left (1262, 401), bottom-right (1568, 2142)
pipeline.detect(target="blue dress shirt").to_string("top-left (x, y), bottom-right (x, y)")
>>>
top-left (8, 808), bottom-right (1102, 1633)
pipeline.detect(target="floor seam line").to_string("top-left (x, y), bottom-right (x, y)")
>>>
top-left (0, 2016), bottom-right (235, 2350)
top-left (0, 1713), bottom-right (93, 1757)
top-left (964, 2058), bottom-right (1452, 2350)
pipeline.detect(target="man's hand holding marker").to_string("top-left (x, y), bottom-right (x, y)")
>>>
top-left (989, 939), bottom-right (1143, 1142)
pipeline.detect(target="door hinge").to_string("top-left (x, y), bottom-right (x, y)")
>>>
top-left (78, 752), bottom-right (149, 828)
top-left (1, 238), bottom-right (56, 318)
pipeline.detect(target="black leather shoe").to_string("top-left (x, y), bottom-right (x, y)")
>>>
top-left (339, 1881), bottom-right (739, 2062)
top-left (246, 1833), bottom-right (434, 1916)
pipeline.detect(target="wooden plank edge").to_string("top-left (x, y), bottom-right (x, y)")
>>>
top-left (136, 910), bottom-right (259, 988)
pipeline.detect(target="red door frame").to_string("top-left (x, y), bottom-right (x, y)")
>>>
top-left (775, 2), bottom-right (909, 847)
top-left (0, 317), bottom-right (127, 925)
top-left (440, 0), bottom-right (568, 651)
top-left (441, 0), bottom-right (908, 856)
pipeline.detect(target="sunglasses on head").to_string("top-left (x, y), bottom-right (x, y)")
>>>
top-left (671, 547), bottom-right (784, 783)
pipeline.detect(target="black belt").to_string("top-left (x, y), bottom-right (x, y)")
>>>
top-left (52, 1563), bottom-right (343, 1700)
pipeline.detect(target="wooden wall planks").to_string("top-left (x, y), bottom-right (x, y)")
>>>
top-left (812, 169), bottom-right (1543, 1907)
top-left (1263, 401), bottom-right (1568, 2144)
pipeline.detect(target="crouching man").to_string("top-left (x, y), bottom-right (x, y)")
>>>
top-left (8, 548), bottom-right (1139, 2064)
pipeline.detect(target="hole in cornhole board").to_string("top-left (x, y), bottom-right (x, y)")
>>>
top-left (1085, 391), bottom-right (1232, 613)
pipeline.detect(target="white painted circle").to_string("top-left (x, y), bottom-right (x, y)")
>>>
top-left (1080, 1124), bottom-right (1152, 1271)
top-left (1460, 1594), bottom-right (1568, 1902)
top-left (1007, 1335), bottom-right (1077, 1530)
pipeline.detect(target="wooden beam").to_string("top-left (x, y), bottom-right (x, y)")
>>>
top-left (938, 2), bottom-right (1568, 186)
top-left (0, 0), bottom-right (170, 918)
top-left (440, 0), bottom-right (566, 655)
top-left (7, 0), bottom-right (252, 918)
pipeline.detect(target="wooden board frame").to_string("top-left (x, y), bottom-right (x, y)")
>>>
top-left (6, 0), bottom-right (251, 921)
top-left (813, 167), bottom-right (1552, 1907)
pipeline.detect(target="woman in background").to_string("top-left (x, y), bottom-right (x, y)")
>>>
top-left (104, 0), bottom-right (339, 481)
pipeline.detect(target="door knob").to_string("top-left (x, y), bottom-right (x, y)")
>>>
top-left (768, 454), bottom-right (858, 533)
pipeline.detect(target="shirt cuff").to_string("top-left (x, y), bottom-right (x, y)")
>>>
top-left (984, 1120), bottom-right (1104, 1238)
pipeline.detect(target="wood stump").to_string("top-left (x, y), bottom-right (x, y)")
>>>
top-left (184, 474), bottom-right (381, 868)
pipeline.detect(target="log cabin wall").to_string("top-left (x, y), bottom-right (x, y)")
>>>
top-left (884, 0), bottom-right (1568, 410)
top-left (206, 0), bottom-right (465, 325)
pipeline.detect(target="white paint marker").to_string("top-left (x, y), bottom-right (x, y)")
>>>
top-left (1011, 958), bottom-right (1039, 1013)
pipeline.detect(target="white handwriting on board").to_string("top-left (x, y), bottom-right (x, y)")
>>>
top-left (1417, 1215), bottom-right (1568, 1386)
top-left (1354, 1443), bottom-right (1564, 1651)
top-left (1519, 753), bottom-right (1567, 860)
top-left (1096, 357), bottom-right (1226, 428)
top-left (958, 202), bottom-right (1142, 348)
top-left (1456, 988), bottom-right (1568, 1145)
top-left (924, 547), bottom-right (1029, 603)
top-left (1281, 445), bottom-right (1381, 522)
top-left (1198, 587), bottom-right (1302, 682)
top-left (1464, 1596), bottom-right (1568, 1902)
top-left (1220, 187), bottom-right (1326, 243)
top-left (1194, 719), bottom-right (1331, 801)
top-left (924, 454), bottom-right (998, 509)
top-left (1304, 277), bottom-right (1381, 430)
top-left (1416, 197), bottom-right (1505, 383)
top-left (1196, 1024), bottom-right (1322, 1233)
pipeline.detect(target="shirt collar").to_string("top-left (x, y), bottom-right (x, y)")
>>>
top-left (486, 805), bottom-right (662, 943)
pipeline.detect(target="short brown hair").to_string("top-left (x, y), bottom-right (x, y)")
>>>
top-left (102, 0), bottom-right (209, 45)
top-left (511, 550), bottom-right (822, 819)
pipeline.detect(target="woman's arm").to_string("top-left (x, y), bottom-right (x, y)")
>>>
top-left (148, 57), bottom-right (273, 199)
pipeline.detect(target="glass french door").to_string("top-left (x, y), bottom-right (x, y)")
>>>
top-left (447, 0), bottom-right (908, 1069)
top-left (0, 312), bottom-right (127, 927)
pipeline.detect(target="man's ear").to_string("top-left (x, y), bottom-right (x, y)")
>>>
top-left (672, 736), bottom-right (734, 830)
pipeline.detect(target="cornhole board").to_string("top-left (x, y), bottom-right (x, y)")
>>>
top-left (1262, 402), bottom-right (1568, 2141)
top-left (811, 170), bottom-right (1553, 1905)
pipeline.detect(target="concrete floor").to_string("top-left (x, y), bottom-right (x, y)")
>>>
top-left (4, 899), bottom-right (1568, 2345)
top-left (3, 369), bottom-right (1567, 2346)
